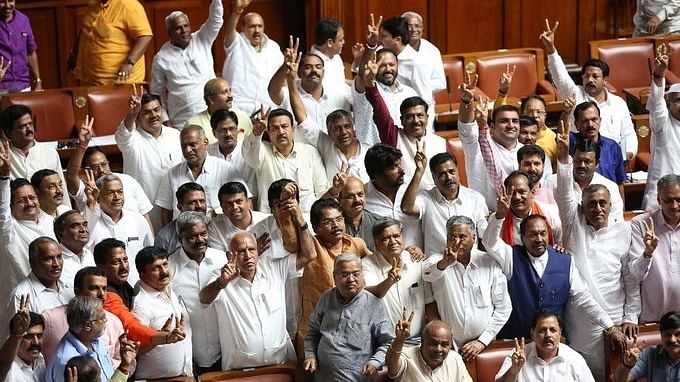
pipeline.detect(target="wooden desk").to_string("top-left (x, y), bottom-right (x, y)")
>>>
top-left (624, 87), bottom-right (651, 114)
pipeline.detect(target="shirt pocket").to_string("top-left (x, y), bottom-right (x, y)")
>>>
top-left (263, 292), bottom-right (282, 314)
top-left (408, 282), bottom-right (425, 308)
top-left (473, 285), bottom-right (492, 308)
top-left (345, 319), bottom-right (371, 352)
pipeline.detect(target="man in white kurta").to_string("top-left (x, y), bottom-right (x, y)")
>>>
top-left (222, 4), bottom-right (283, 113)
top-left (150, 0), bottom-right (223, 128)
top-left (642, 58), bottom-right (680, 209)
top-left (555, 152), bottom-right (639, 380)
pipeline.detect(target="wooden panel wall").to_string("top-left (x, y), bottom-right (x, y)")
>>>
top-left (18, 0), bottom-right (635, 89)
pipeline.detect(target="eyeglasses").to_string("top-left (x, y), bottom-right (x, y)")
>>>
top-left (336, 271), bottom-right (361, 280)
top-left (320, 216), bottom-right (344, 227)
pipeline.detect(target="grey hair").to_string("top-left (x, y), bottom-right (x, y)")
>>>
top-left (180, 124), bottom-right (207, 140)
top-left (165, 11), bottom-right (188, 31)
top-left (175, 211), bottom-right (208, 236)
top-left (401, 11), bottom-right (423, 23)
top-left (582, 184), bottom-right (610, 202)
top-left (445, 215), bottom-right (476, 234)
top-left (66, 296), bottom-right (102, 333)
top-left (371, 217), bottom-right (401, 240)
top-left (658, 174), bottom-right (680, 191)
top-left (333, 253), bottom-right (361, 275)
top-left (95, 174), bottom-right (122, 190)
top-left (228, 231), bottom-right (257, 252)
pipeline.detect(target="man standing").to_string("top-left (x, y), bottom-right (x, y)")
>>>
top-left (151, 0), bottom-right (224, 128)
top-left (199, 231), bottom-right (315, 370)
top-left (540, 19), bottom-right (637, 160)
top-left (53, 211), bottom-right (94, 287)
top-left (304, 254), bottom-right (393, 381)
top-left (70, 0), bottom-right (152, 85)
top-left (339, 177), bottom-right (382, 252)
top-left (401, 152), bottom-right (488, 256)
top-left (310, 18), bottom-right (348, 92)
top-left (11, 237), bottom-right (74, 315)
top-left (386, 317), bottom-right (472, 381)
top-left (132, 247), bottom-right (192, 379)
top-left (555, 128), bottom-right (639, 380)
top-left (155, 125), bottom-right (241, 223)
top-left (208, 181), bottom-right (268, 252)
top-left (30, 169), bottom-right (70, 220)
top-left (401, 11), bottom-right (446, 101)
top-left (629, 174), bottom-right (680, 323)
top-left (155, 182), bottom-right (207, 255)
top-left (115, 90), bottom-right (183, 230)
top-left (242, 108), bottom-right (328, 213)
top-left (423, 216), bottom-right (511, 361)
top-left (169, 212), bottom-right (223, 373)
top-left (0, 0), bottom-right (42, 91)
top-left (495, 311), bottom-right (595, 381)
top-left (642, 48), bottom-right (680, 209)
top-left (223, 0), bottom-right (283, 113)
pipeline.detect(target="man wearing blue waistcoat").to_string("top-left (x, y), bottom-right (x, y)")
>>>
top-left (482, 208), bottom-right (627, 350)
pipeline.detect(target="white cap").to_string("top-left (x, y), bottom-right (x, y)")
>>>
top-left (666, 83), bottom-right (680, 94)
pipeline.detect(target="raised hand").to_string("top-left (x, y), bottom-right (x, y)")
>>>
top-left (363, 51), bottom-right (380, 86)
top-left (458, 71), bottom-right (477, 104)
top-left (118, 332), bottom-right (140, 367)
top-left (303, 357), bottom-right (318, 374)
top-left (405, 246), bottom-right (425, 262)
top-left (653, 43), bottom-right (669, 78)
top-left (351, 42), bottom-right (365, 64)
top-left (556, 120), bottom-right (570, 164)
top-left (233, 0), bottom-right (253, 13)
top-left (499, 63), bottom-right (516, 95)
top-left (388, 257), bottom-right (402, 283)
top-left (84, 168), bottom-right (100, 209)
top-left (65, 366), bottom-right (78, 382)
top-left (442, 245), bottom-right (458, 267)
top-left (331, 162), bottom-right (350, 196)
top-left (256, 232), bottom-right (271, 255)
top-left (127, 83), bottom-right (143, 118)
top-left (284, 35), bottom-right (302, 80)
top-left (394, 307), bottom-right (414, 343)
top-left (366, 13), bottom-right (383, 46)
top-left (414, 147), bottom-right (427, 174)
top-left (642, 217), bottom-right (658, 258)
top-left (511, 337), bottom-right (526, 370)
top-left (0, 139), bottom-right (11, 177)
top-left (0, 57), bottom-right (11, 82)
top-left (251, 105), bottom-right (270, 136)
top-left (10, 294), bottom-right (31, 337)
top-left (622, 339), bottom-right (645, 367)
top-left (219, 253), bottom-right (239, 286)
top-left (474, 95), bottom-right (490, 129)
top-left (78, 114), bottom-right (95, 149)
top-left (495, 186), bottom-right (512, 218)
top-left (562, 93), bottom-right (576, 117)
top-left (280, 181), bottom-right (299, 201)
top-left (162, 313), bottom-right (185, 344)
top-left (539, 19), bottom-right (559, 54)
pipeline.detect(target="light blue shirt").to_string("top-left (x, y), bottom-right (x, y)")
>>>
top-left (44, 331), bottom-right (114, 382)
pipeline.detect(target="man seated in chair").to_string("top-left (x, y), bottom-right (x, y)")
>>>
top-left (495, 311), bottom-right (595, 382)
top-left (386, 318), bottom-right (472, 381)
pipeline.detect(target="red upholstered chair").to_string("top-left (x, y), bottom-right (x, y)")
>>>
top-left (471, 48), bottom-right (556, 101)
top-left (200, 364), bottom-right (296, 382)
top-left (86, 85), bottom-right (136, 136)
top-left (589, 37), bottom-right (656, 94)
top-left (467, 339), bottom-right (515, 382)
top-left (146, 377), bottom-right (195, 382)
top-left (434, 55), bottom-right (466, 105)
top-left (436, 130), bottom-right (468, 187)
top-left (605, 323), bottom-right (660, 382)
top-left (1, 89), bottom-right (77, 142)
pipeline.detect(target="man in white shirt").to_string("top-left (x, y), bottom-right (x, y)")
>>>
top-left (310, 18), bottom-right (348, 93)
top-left (208, 181), bottom-right (268, 252)
top-left (540, 19), bottom-right (637, 160)
top-left (495, 311), bottom-right (595, 382)
top-left (285, 58), bottom-right (369, 183)
top-left (482, 213), bottom-right (626, 349)
top-left (364, 144), bottom-right (422, 248)
top-left (85, 174), bottom-right (153, 286)
top-left (115, 92), bottom-right (183, 231)
top-left (269, 51), bottom-right (351, 144)
top-left (155, 125), bottom-right (241, 223)
top-left (169, 212), bottom-right (223, 373)
top-left (401, 11), bottom-right (446, 99)
top-left (53, 211), bottom-right (94, 289)
top-left (424, 216), bottom-right (511, 361)
top-left (29, 170), bottom-right (70, 222)
top-left (642, 51), bottom-right (680, 209)
top-left (362, 218), bottom-right (431, 337)
top-left (386, 319), bottom-right (472, 382)
top-left (151, 0), bottom-right (224, 128)
top-left (11, 237), bottom-right (74, 316)
top-left (353, 46), bottom-right (419, 145)
top-left (206, 109), bottom-right (257, 197)
top-left (242, 108), bottom-right (328, 213)
top-left (554, 130), bottom-right (640, 381)
top-left (133, 247), bottom-right (192, 379)
top-left (199, 230), bottom-right (316, 370)
top-left (0, 301), bottom-right (46, 382)
top-left (155, 182), bottom-right (207, 255)
top-left (186, 77), bottom-right (253, 143)
top-left (377, 16), bottom-right (437, 133)
top-left (222, 0), bottom-right (283, 113)
top-left (0, 105), bottom-right (69, 205)
top-left (544, 140), bottom-right (624, 222)
top-left (401, 152), bottom-right (488, 256)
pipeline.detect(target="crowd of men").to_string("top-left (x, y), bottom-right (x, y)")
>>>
top-left (1, 0), bottom-right (680, 381)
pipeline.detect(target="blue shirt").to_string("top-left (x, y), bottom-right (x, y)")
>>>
top-left (44, 331), bottom-right (114, 382)
top-left (569, 132), bottom-right (627, 184)
top-left (630, 345), bottom-right (680, 381)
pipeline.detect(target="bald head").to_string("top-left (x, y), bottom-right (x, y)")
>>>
top-left (229, 231), bottom-right (257, 252)
top-left (423, 320), bottom-right (453, 340)
top-left (339, 177), bottom-right (366, 218)
top-left (242, 12), bottom-right (265, 47)
top-left (204, 78), bottom-right (233, 110)
top-left (420, 320), bottom-right (453, 369)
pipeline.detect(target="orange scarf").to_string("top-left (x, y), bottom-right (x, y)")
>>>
top-left (500, 202), bottom-right (555, 245)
